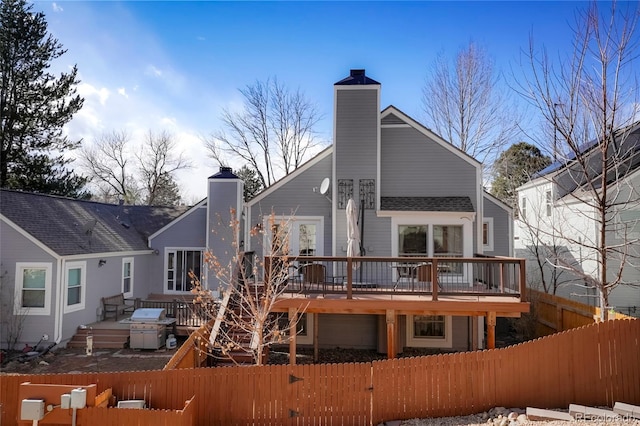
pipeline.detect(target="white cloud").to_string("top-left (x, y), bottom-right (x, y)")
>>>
top-left (161, 116), bottom-right (177, 127)
top-left (196, 36), bottom-right (206, 41)
top-left (145, 65), bottom-right (163, 78)
top-left (117, 87), bottom-right (128, 98)
top-left (52, 3), bottom-right (63, 12)
top-left (77, 82), bottom-right (110, 106)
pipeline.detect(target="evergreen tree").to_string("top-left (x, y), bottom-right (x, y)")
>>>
top-left (236, 165), bottom-right (264, 201)
top-left (0, 0), bottom-right (87, 196)
top-left (491, 142), bottom-right (551, 208)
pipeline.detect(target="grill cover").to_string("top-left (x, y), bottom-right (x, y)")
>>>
top-left (130, 308), bottom-right (166, 322)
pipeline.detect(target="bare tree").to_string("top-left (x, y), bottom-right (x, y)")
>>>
top-left (516, 1), bottom-right (640, 319)
top-left (205, 78), bottom-right (322, 189)
top-left (80, 130), bottom-right (190, 205)
top-left (422, 41), bottom-right (520, 167)
top-left (189, 212), bottom-right (305, 366)
top-left (0, 269), bottom-right (27, 351)
top-left (137, 130), bottom-right (191, 205)
top-left (80, 130), bottom-right (139, 204)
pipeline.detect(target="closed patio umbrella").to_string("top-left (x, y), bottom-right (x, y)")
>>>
top-left (346, 198), bottom-right (360, 269)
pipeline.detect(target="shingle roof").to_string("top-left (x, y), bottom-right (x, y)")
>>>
top-left (380, 196), bottom-right (475, 212)
top-left (0, 190), bottom-right (188, 256)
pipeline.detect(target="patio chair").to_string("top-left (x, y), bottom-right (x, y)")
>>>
top-left (416, 263), bottom-right (442, 291)
top-left (300, 263), bottom-right (326, 288)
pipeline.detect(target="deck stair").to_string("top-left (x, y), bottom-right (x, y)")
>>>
top-left (212, 283), bottom-right (268, 365)
top-left (66, 326), bottom-right (129, 349)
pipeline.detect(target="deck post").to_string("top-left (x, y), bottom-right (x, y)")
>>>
top-left (347, 258), bottom-right (353, 299)
top-left (431, 258), bottom-right (438, 301)
top-left (288, 307), bottom-right (297, 365)
top-left (519, 259), bottom-right (527, 300)
top-left (471, 316), bottom-right (479, 350)
top-left (486, 311), bottom-right (496, 349)
top-left (386, 309), bottom-right (396, 359)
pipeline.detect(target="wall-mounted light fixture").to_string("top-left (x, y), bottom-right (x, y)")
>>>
top-left (98, 259), bottom-right (107, 267)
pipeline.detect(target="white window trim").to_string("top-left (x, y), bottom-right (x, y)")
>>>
top-left (390, 213), bottom-right (474, 258)
top-left (122, 257), bottom-right (134, 298)
top-left (64, 261), bottom-right (86, 314)
top-left (283, 313), bottom-right (314, 345)
top-left (406, 315), bottom-right (452, 348)
top-left (14, 262), bottom-right (52, 316)
top-left (483, 217), bottom-right (494, 252)
top-left (164, 247), bottom-right (205, 294)
top-left (263, 216), bottom-right (325, 256)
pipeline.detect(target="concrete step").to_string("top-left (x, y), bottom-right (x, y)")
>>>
top-left (67, 326), bottom-right (130, 349)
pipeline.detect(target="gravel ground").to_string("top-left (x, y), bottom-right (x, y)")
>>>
top-left (395, 407), bottom-right (640, 426)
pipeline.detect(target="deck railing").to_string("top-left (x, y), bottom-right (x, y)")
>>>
top-left (265, 255), bottom-right (525, 300)
top-left (134, 298), bottom-right (214, 328)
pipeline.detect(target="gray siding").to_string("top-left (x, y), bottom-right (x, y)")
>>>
top-left (316, 313), bottom-right (378, 349)
top-left (381, 113), bottom-right (407, 125)
top-left (148, 206), bottom-right (207, 294)
top-left (335, 89), bottom-right (379, 184)
top-left (334, 87), bottom-right (380, 256)
top-left (1, 221), bottom-right (57, 348)
top-left (248, 154), bottom-right (333, 258)
top-left (483, 195), bottom-right (512, 256)
top-left (380, 127), bottom-right (478, 202)
top-left (60, 253), bottom-right (153, 343)
top-left (207, 179), bottom-right (242, 290)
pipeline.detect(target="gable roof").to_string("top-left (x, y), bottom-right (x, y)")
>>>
top-left (380, 106), bottom-right (482, 169)
top-left (534, 121), bottom-right (640, 180)
top-left (381, 196), bottom-right (475, 212)
top-left (0, 190), bottom-right (188, 256)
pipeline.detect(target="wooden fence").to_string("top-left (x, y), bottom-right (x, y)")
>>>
top-left (1, 319), bottom-right (638, 425)
top-left (529, 289), bottom-right (634, 335)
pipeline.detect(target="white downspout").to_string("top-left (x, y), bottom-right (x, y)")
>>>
top-left (54, 258), bottom-right (64, 344)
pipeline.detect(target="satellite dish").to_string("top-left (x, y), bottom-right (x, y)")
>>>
top-left (319, 178), bottom-right (330, 195)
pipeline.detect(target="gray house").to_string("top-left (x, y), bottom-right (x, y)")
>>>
top-left (1, 69), bottom-right (520, 352)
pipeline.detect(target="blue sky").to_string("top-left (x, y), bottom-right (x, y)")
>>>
top-left (36, 0), bottom-right (593, 202)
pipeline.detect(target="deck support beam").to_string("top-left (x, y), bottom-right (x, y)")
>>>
top-left (486, 311), bottom-right (496, 349)
top-left (386, 309), bottom-right (396, 359)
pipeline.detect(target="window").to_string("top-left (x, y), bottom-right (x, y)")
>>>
top-left (406, 315), bottom-right (452, 348)
top-left (398, 225), bottom-right (427, 256)
top-left (122, 258), bottom-right (134, 298)
top-left (265, 217), bottom-right (324, 256)
top-left (521, 197), bottom-right (527, 219)
top-left (276, 313), bottom-right (313, 345)
top-left (64, 261), bottom-right (86, 313)
top-left (545, 190), bottom-right (552, 217)
top-left (483, 218), bottom-right (494, 251)
top-left (166, 249), bottom-right (203, 292)
top-left (433, 225), bottom-right (463, 257)
top-left (14, 263), bottom-right (52, 315)
top-left (298, 224), bottom-right (317, 256)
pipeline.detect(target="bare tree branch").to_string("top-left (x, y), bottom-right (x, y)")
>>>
top-left (204, 78), bottom-right (322, 190)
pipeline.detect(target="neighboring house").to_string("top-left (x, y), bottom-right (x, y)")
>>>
top-left (0, 192), bottom-right (187, 348)
top-left (514, 122), bottom-right (640, 317)
top-left (1, 69), bottom-right (525, 352)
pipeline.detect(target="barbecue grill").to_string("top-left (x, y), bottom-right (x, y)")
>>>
top-left (125, 308), bottom-right (176, 350)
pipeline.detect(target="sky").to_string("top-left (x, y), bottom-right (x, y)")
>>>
top-left (34, 0), bottom-right (596, 202)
